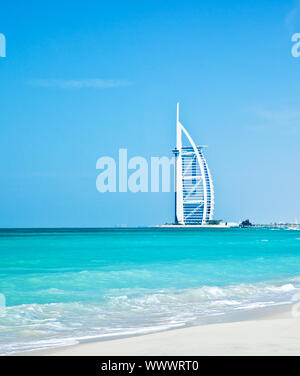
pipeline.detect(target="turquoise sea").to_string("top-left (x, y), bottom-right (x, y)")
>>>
top-left (0, 227), bottom-right (300, 354)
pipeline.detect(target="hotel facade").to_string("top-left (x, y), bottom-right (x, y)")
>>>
top-left (173, 104), bottom-right (214, 225)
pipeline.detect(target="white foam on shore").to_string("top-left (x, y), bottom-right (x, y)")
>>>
top-left (1, 278), bottom-right (300, 355)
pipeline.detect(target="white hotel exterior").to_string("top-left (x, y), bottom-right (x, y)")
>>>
top-left (173, 104), bottom-right (214, 225)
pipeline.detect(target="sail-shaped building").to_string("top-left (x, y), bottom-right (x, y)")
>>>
top-left (173, 104), bottom-right (214, 225)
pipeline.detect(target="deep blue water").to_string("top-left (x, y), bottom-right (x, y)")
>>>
top-left (0, 227), bottom-right (300, 354)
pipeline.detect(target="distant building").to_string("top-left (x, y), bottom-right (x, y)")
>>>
top-left (173, 104), bottom-right (214, 225)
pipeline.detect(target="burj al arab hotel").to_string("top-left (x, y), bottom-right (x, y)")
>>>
top-left (173, 104), bottom-right (214, 225)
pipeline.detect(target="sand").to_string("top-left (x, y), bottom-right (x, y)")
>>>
top-left (18, 305), bottom-right (300, 356)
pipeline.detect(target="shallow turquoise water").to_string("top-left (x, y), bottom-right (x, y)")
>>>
top-left (0, 227), bottom-right (300, 354)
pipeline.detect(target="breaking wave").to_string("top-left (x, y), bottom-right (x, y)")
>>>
top-left (0, 279), bottom-right (299, 355)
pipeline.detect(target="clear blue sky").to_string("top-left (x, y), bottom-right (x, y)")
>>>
top-left (0, 0), bottom-right (300, 227)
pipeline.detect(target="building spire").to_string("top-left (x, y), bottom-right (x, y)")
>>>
top-left (176, 103), bottom-right (181, 150)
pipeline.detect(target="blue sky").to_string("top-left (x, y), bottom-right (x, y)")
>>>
top-left (0, 0), bottom-right (300, 227)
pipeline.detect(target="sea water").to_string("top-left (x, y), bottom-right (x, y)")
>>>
top-left (0, 227), bottom-right (300, 354)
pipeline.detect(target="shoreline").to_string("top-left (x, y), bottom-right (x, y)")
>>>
top-left (15, 303), bottom-right (300, 356)
top-left (158, 224), bottom-right (239, 228)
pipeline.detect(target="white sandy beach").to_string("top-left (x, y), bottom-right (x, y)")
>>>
top-left (19, 305), bottom-right (300, 356)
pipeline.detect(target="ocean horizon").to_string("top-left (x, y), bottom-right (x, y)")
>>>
top-left (1, 227), bottom-right (300, 355)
